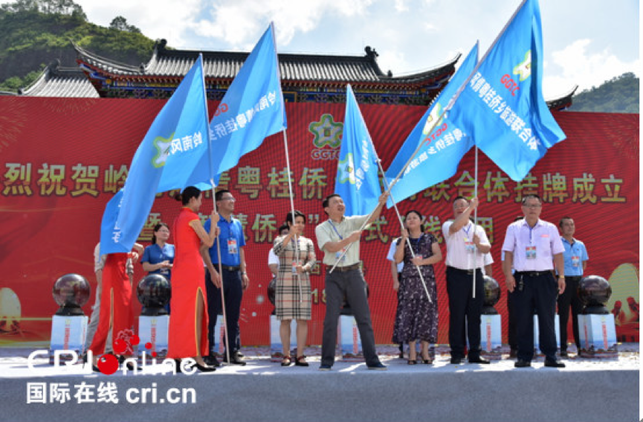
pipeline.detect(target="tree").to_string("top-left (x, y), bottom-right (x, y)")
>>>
top-left (109, 16), bottom-right (141, 33)
top-left (1, 0), bottom-right (39, 12)
top-left (1, 0), bottom-right (86, 19)
top-left (0, 5), bottom-right (155, 86)
top-left (569, 72), bottom-right (639, 114)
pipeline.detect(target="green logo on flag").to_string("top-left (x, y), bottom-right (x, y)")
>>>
top-left (151, 133), bottom-right (174, 168)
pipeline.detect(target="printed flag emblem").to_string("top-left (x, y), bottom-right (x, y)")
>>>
top-left (513, 51), bottom-right (531, 81)
top-left (337, 152), bottom-right (356, 185)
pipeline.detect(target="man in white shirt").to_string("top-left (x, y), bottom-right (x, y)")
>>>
top-left (268, 225), bottom-right (289, 277)
top-left (502, 194), bottom-right (566, 368)
top-left (442, 196), bottom-right (492, 364)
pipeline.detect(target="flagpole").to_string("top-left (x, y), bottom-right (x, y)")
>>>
top-left (385, 44), bottom-right (481, 195)
top-left (472, 146), bottom-right (479, 299)
top-left (383, 42), bottom-right (483, 198)
top-left (383, 107), bottom-right (452, 197)
top-left (444, 0), bottom-right (529, 114)
top-left (281, 129), bottom-right (303, 302)
top-left (201, 53), bottom-right (231, 366)
top-left (327, 203), bottom-right (379, 273)
top-left (381, 0), bottom-right (529, 297)
top-left (328, 84), bottom-right (390, 274)
top-left (382, 0), bottom-right (531, 291)
top-left (211, 188), bottom-right (231, 366)
top-left (375, 157), bottom-right (432, 304)
top-left (475, 0), bottom-right (529, 70)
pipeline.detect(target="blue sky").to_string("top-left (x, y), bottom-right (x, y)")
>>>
top-left (28, 0), bottom-right (642, 98)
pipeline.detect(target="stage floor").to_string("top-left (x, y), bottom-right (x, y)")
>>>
top-left (0, 344), bottom-right (639, 422)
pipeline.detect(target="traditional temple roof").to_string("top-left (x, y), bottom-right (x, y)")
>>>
top-left (76, 40), bottom-right (456, 87)
top-left (545, 86), bottom-right (578, 111)
top-left (20, 59), bottom-right (99, 98)
top-left (73, 40), bottom-right (459, 104)
top-left (16, 41), bottom-right (575, 109)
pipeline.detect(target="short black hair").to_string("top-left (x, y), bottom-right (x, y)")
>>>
top-left (559, 216), bottom-right (573, 228)
top-left (322, 193), bottom-right (341, 209)
top-left (277, 224), bottom-right (290, 235)
top-left (453, 195), bottom-right (467, 204)
top-left (521, 194), bottom-right (542, 205)
top-left (215, 189), bottom-right (231, 202)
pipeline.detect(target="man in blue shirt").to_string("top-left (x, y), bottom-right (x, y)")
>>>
top-left (558, 217), bottom-right (589, 357)
top-left (202, 189), bottom-right (249, 366)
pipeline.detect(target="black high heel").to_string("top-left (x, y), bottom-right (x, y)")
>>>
top-left (125, 361), bottom-right (142, 371)
top-left (281, 356), bottom-right (292, 366)
top-left (193, 361), bottom-right (216, 372)
top-left (294, 356), bottom-right (309, 367)
top-left (118, 356), bottom-right (142, 372)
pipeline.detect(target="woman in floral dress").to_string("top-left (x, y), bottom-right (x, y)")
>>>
top-left (392, 210), bottom-right (442, 364)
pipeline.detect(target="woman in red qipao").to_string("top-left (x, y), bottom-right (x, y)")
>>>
top-left (168, 186), bottom-right (219, 372)
top-left (89, 243), bottom-right (143, 369)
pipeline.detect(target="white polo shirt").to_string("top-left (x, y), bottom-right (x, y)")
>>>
top-left (501, 219), bottom-right (564, 272)
top-left (386, 238), bottom-right (404, 273)
top-left (442, 220), bottom-right (492, 270)
top-left (268, 248), bottom-right (279, 267)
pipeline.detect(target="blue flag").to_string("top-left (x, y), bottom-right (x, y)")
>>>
top-left (100, 55), bottom-right (209, 255)
top-left (191, 23), bottom-right (286, 188)
top-left (99, 190), bottom-right (124, 255)
top-left (447, 0), bottom-right (565, 181)
top-left (384, 44), bottom-right (478, 207)
top-left (335, 84), bottom-right (382, 216)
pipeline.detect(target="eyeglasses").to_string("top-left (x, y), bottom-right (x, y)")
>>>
top-left (522, 203), bottom-right (542, 209)
top-left (220, 197), bottom-right (235, 202)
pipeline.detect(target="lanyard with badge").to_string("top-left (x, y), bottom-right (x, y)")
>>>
top-left (328, 221), bottom-right (346, 263)
top-left (409, 236), bottom-right (421, 254)
top-left (525, 225), bottom-right (537, 259)
top-left (226, 224), bottom-right (238, 255)
top-left (462, 224), bottom-right (476, 253)
top-left (570, 241), bottom-right (580, 267)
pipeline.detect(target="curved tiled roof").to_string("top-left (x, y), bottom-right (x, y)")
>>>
top-left (21, 60), bottom-right (99, 98)
top-left (75, 40), bottom-right (459, 88)
top-left (17, 41), bottom-right (574, 108)
top-left (545, 86), bottom-right (578, 111)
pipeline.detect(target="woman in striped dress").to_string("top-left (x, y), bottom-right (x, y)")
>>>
top-left (273, 210), bottom-right (316, 367)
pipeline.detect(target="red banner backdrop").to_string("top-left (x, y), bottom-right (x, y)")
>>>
top-left (0, 97), bottom-right (638, 347)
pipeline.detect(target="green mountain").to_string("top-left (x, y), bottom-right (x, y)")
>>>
top-left (0, 0), bottom-right (639, 114)
top-left (567, 73), bottom-right (639, 114)
top-left (0, 0), bottom-right (155, 92)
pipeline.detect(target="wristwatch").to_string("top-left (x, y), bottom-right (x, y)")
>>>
top-left (558, 275), bottom-right (565, 279)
